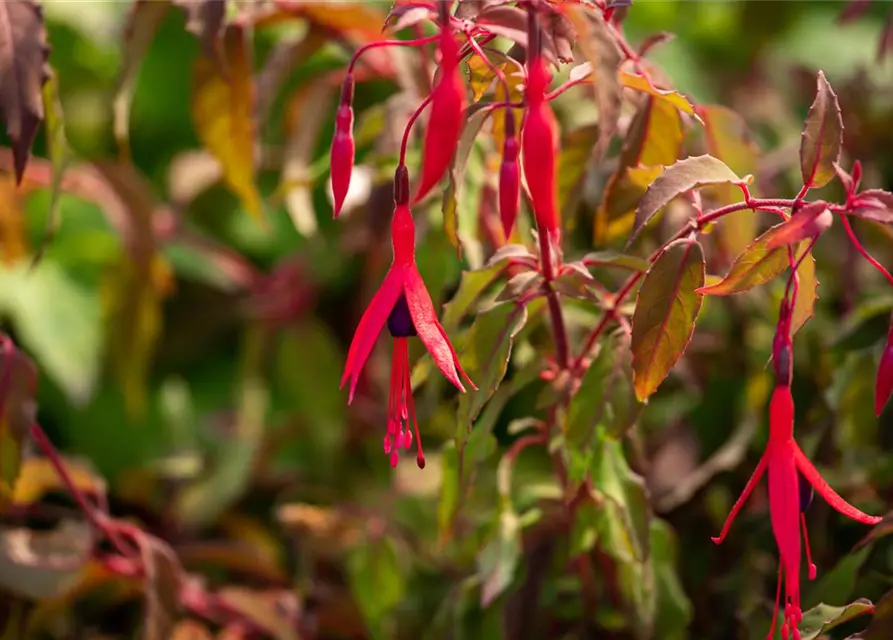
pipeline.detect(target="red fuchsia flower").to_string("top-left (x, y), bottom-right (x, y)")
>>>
top-left (499, 108), bottom-right (521, 238)
top-left (521, 47), bottom-right (560, 238)
top-left (341, 166), bottom-right (475, 468)
top-left (413, 25), bottom-right (466, 203)
top-left (712, 312), bottom-right (882, 640)
top-left (876, 314), bottom-right (893, 415)
top-left (330, 75), bottom-right (355, 218)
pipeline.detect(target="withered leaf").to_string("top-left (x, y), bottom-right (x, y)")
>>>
top-left (0, 0), bottom-right (50, 184)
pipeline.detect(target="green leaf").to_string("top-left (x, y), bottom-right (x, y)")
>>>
top-left (348, 536), bottom-right (406, 640)
top-left (582, 251), bottom-right (650, 273)
top-left (698, 224), bottom-right (806, 296)
top-left (0, 260), bottom-right (102, 404)
top-left (791, 249), bottom-right (818, 335)
top-left (477, 505), bottom-right (521, 607)
top-left (442, 263), bottom-right (504, 331)
top-left (799, 599), bottom-right (874, 640)
top-left (651, 519), bottom-right (693, 639)
top-left (805, 546), bottom-right (872, 610)
top-left (800, 71), bottom-right (843, 189)
top-left (630, 155), bottom-right (752, 244)
top-left (33, 68), bottom-right (70, 265)
top-left (443, 107), bottom-right (491, 254)
top-left (457, 302), bottom-right (527, 427)
top-left (631, 238), bottom-right (705, 401)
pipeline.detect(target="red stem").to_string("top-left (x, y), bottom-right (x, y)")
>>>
top-left (840, 214), bottom-right (893, 287)
top-left (347, 35), bottom-right (440, 74)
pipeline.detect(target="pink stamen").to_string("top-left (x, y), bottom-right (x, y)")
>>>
top-left (800, 513), bottom-right (817, 580)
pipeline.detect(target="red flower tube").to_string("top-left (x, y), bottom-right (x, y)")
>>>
top-left (341, 166), bottom-right (475, 467)
top-left (876, 314), bottom-right (893, 415)
top-left (331, 75), bottom-right (355, 218)
top-left (413, 28), bottom-right (466, 203)
top-left (521, 54), bottom-right (559, 237)
top-left (499, 109), bottom-right (521, 238)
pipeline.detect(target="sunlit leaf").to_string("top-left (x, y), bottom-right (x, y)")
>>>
top-left (582, 250), bottom-right (650, 273)
top-left (799, 599), bottom-right (874, 640)
top-left (191, 23), bottom-right (262, 220)
top-left (13, 457), bottom-right (105, 508)
top-left (0, 0), bottom-right (50, 184)
top-left (697, 224), bottom-right (807, 296)
top-left (631, 155), bottom-right (752, 244)
top-left (853, 189), bottom-right (893, 224)
top-left (791, 249), bottom-right (818, 335)
top-left (619, 70), bottom-right (698, 118)
top-left (766, 201), bottom-right (833, 249)
top-left (558, 124), bottom-right (599, 217)
top-left (114, 0), bottom-right (172, 159)
top-left (800, 70), bottom-right (843, 189)
top-left (631, 238), bottom-right (705, 401)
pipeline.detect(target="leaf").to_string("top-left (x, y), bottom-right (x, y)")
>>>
top-left (176, 0), bottom-right (227, 71)
top-left (0, 178), bottom-right (28, 265)
top-left (473, 5), bottom-right (559, 65)
top-left (592, 439), bottom-right (651, 563)
top-left (216, 588), bottom-right (301, 640)
top-left (495, 271), bottom-right (543, 303)
top-left (443, 106), bottom-right (491, 254)
top-left (766, 201), bottom-right (833, 248)
top-left (477, 505), bottom-right (521, 607)
top-left (0, 0), bottom-right (50, 184)
top-left (13, 457), bottom-right (105, 508)
top-left (0, 260), bottom-right (102, 404)
top-left (631, 238), bottom-right (705, 401)
top-left (191, 23), bottom-right (262, 220)
top-left (800, 70), bottom-right (843, 189)
top-left (557, 124), bottom-right (599, 217)
top-left (697, 224), bottom-right (807, 296)
top-left (582, 251), bottom-right (650, 273)
top-left (853, 189), bottom-right (893, 224)
top-left (631, 155), bottom-right (752, 245)
top-left (113, 0), bottom-right (172, 160)
top-left (565, 6), bottom-right (622, 161)
top-left (281, 1), bottom-right (387, 44)
top-left (651, 519), bottom-right (693, 637)
top-left (853, 588), bottom-right (893, 640)
top-left (347, 537), bottom-right (405, 640)
top-left (799, 600), bottom-right (874, 640)
top-left (457, 302), bottom-right (528, 427)
top-left (701, 104), bottom-right (759, 258)
top-left (442, 262), bottom-right (504, 331)
top-left (595, 96), bottom-right (682, 244)
top-left (619, 70), bottom-right (698, 117)
top-left (139, 533), bottom-right (183, 640)
top-left (171, 621), bottom-right (214, 640)
top-left (791, 249), bottom-right (818, 335)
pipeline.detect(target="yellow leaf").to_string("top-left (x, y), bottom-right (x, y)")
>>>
top-left (492, 65), bottom-right (525, 153)
top-left (12, 457), bottom-right (107, 507)
top-left (619, 70), bottom-right (698, 118)
top-left (192, 23), bottom-right (262, 220)
top-left (292, 1), bottom-right (386, 43)
top-left (0, 178), bottom-right (28, 265)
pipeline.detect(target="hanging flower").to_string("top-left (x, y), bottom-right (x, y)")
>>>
top-left (330, 74), bottom-right (355, 218)
top-left (711, 385), bottom-right (881, 640)
top-left (414, 26), bottom-right (466, 203)
top-left (341, 166), bottom-right (475, 467)
top-left (521, 50), bottom-right (559, 237)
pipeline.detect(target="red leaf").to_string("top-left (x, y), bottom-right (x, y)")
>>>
top-left (852, 189), bottom-right (893, 225)
top-left (766, 201), bottom-right (833, 249)
top-left (0, 0), bottom-right (50, 184)
top-left (799, 71), bottom-right (843, 190)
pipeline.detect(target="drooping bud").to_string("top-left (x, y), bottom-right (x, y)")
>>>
top-left (875, 311), bottom-right (893, 416)
top-left (413, 29), bottom-right (466, 203)
top-left (521, 50), bottom-right (559, 236)
top-left (499, 109), bottom-right (520, 238)
top-left (331, 75), bottom-right (356, 218)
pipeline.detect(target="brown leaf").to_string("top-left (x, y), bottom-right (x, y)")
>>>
top-left (800, 70), bottom-right (843, 190)
top-left (139, 533), bottom-right (184, 640)
top-left (176, 0), bottom-right (227, 72)
top-left (565, 6), bottom-right (622, 162)
top-left (631, 154), bottom-right (752, 245)
top-left (473, 5), bottom-right (560, 65)
top-left (0, 0), bottom-right (50, 184)
top-left (216, 588), bottom-right (301, 640)
top-left (631, 238), bottom-right (705, 401)
top-left (0, 177), bottom-right (28, 265)
top-left (192, 23), bottom-right (263, 220)
top-left (171, 620), bottom-right (214, 640)
top-left (114, 0), bottom-right (172, 160)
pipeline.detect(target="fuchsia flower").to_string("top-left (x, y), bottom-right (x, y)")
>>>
top-left (331, 75), bottom-right (355, 218)
top-left (521, 49), bottom-right (559, 236)
top-left (414, 25), bottom-right (466, 203)
top-left (499, 108), bottom-right (521, 238)
top-left (341, 166), bottom-right (475, 468)
top-left (712, 310), bottom-right (881, 640)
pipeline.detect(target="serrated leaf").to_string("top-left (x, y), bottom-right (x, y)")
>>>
top-left (191, 23), bottom-right (262, 220)
top-left (800, 70), bottom-right (843, 189)
top-left (443, 106), bottom-right (491, 253)
top-left (631, 238), bottom-right (705, 401)
top-left (565, 7), bottom-right (622, 161)
top-left (113, 0), bottom-right (172, 160)
top-left (457, 302), bottom-right (527, 426)
top-left (631, 155), bottom-right (751, 244)
top-left (619, 70), bottom-right (698, 118)
top-left (697, 223), bottom-right (807, 296)
top-left (799, 600), bottom-right (874, 640)
top-left (0, 0), bottom-right (50, 184)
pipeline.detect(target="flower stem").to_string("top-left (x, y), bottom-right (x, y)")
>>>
top-left (840, 214), bottom-right (893, 287)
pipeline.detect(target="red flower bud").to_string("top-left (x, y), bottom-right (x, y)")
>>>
top-left (331, 76), bottom-right (355, 218)
top-left (876, 313), bottom-right (893, 415)
top-left (499, 110), bottom-right (520, 238)
top-left (521, 56), bottom-right (559, 236)
top-left (414, 30), bottom-right (466, 203)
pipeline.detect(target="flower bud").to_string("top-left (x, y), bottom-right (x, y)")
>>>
top-left (876, 313), bottom-right (893, 415)
top-left (331, 75), bottom-right (355, 218)
top-left (499, 110), bottom-right (520, 238)
top-left (521, 57), bottom-right (559, 236)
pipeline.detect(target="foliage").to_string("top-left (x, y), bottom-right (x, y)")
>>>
top-left (1, 1), bottom-right (893, 639)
